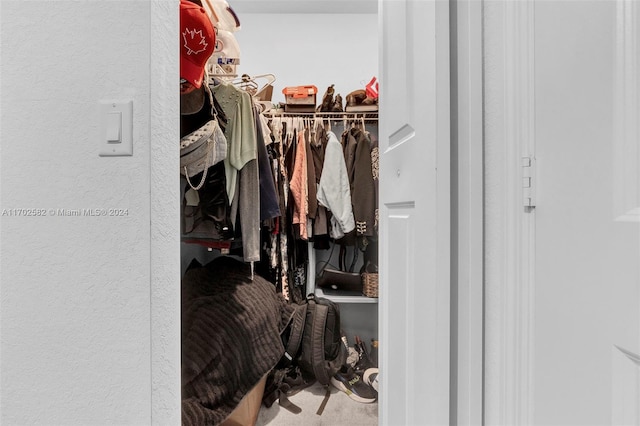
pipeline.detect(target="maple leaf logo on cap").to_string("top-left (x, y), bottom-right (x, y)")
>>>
top-left (180, 0), bottom-right (215, 88)
top-left (183, 28), bottom-right (208, 56)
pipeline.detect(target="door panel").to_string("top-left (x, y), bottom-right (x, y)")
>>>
top-left (385, 210), bottom-right (414, 426)
top-left (379, 0), bottom-right (450, 424)
top-left (612, 345), bottom-right (640, 425)
top-left (534, 1), bottom-right (640, 424)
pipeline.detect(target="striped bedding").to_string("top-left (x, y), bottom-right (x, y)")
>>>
top-left (181, 256), bottom-right (295, 425)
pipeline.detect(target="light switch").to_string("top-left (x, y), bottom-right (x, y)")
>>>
top-left (106, 112), bottom-right (122, 143)
top-left (99, 100), bottom-right (133, 156)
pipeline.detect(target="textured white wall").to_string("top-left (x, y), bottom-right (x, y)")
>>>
top-left (0, 0), bottom-right (176, 424)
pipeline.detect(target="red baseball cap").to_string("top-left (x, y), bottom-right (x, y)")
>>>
top-left (180, 0), bottom-right (216, 88)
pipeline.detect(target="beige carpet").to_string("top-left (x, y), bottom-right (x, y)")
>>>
top-left (256, 381), bottom-right (378, 425)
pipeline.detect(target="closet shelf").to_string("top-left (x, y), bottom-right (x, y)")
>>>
top-left (181, 238), bottom-right (242, 252)
top-left (315, 288), bottom-right (378, 304)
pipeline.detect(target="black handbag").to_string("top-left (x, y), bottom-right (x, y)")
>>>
top-left (316, 268), bottom-right (362, 293)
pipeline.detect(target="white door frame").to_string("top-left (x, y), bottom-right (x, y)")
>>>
top-left (451, 0), bottom-right (484, 424)
top-left (150, 0), bottom-right (182, 423)
top-left (483, 0), bottom-right (536, 424)
top-left (147, 0), bottom-right (486, 423)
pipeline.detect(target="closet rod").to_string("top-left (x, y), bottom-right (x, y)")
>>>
top-left (263, 111), bottom-right (378, 120)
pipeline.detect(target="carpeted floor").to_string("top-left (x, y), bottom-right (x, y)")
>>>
top-left (256, 381), bottom-right (378, 425)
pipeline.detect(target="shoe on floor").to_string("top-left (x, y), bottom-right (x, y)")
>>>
top-left (363, 368), bottom-right (379, 393)
top-left (331, 366), bottom-right (377, 403)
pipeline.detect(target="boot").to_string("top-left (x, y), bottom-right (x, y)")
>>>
top-left (332, 94), bottom-right (343, 112)
top-left (320, 84), bottom-right (335, 112)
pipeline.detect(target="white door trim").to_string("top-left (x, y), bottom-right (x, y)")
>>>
top-left (150, 0), bottom-right (181, 423)
top-left (483, 0), bottom-right (536, 424)
top-left (451, 0), bottom-right (484, 424)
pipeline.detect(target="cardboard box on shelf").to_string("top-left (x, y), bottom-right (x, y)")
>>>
top-left (283, 85), bottom-right (317, 112)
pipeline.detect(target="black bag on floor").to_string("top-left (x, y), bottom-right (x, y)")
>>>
top-left (263, 294), bottom-right (347, 414)
top-left (296, 294), bottom-right (346, 385)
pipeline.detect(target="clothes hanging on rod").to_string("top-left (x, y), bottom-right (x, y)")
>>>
top-left (263, 110), bottom-right (379, 249)
top-left (316, 130), bottom-right (356, 240)
top-left (265, 116), bottom-right (292, 300)
top-left (180, 89), bottom-right (379, 301)
top-left (180, 78), bottom-right (281, 266)
top-left (289, 125), bottom-right (310, 240)
top-left (341, 126), bottom-right (376, 239)
top-left (180, 83), bottom-right (235, 243)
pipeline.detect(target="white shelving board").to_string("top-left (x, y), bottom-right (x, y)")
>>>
top-left (307, 243), bottom-right (378, 304)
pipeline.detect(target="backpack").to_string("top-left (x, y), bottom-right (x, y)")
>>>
top-left (290, 294), bottom-right (346, 384)
top-left (263, 294), bottom-right (347, 414)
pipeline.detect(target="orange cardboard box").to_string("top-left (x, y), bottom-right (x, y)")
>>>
top-left (282, 85), bottom-right (317, 112)
top-left (220, 374), bottom-right (267, 426)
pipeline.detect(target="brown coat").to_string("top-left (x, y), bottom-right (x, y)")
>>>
top-left (341, 127), bottom-right (376, 237)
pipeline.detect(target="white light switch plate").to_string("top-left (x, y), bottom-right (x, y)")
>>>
top-left (99, 100), bottom-right (133, 156)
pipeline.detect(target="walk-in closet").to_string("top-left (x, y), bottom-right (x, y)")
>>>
top-left (180, 1), bottom-right (381, 424)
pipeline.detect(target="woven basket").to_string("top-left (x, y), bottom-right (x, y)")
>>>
top-left (362, 272), bottom-right (379, 298)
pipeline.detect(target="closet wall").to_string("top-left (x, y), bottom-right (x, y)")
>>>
top-left (234, 13), bottom-right (378, 107)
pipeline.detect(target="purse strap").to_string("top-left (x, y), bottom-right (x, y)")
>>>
top-left (181, 120), bottom-right (219, 191)
top-left (182, 138), bottom-right (212, 190)
top-left (338, 244), bottom-right (359, 273)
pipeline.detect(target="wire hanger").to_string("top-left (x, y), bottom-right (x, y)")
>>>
top-left (230, 74), bottom-right (276, 114)
top-left (253, 74), bottom-right (276, 101)
top-left (232, 74), bottom-right (259, 94)
top-left (207, 63), bottom-right (237, 80)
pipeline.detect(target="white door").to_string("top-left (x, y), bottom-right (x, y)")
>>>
top-left (379, 1), bottom-right (451, 425)
top-left (532, 1), bottom-right (640, 424)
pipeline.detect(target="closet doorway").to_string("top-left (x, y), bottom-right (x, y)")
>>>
top-left (168, 0), bottom-right (460, 424)
top-left (179, 1), bottom-right (386, 423)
